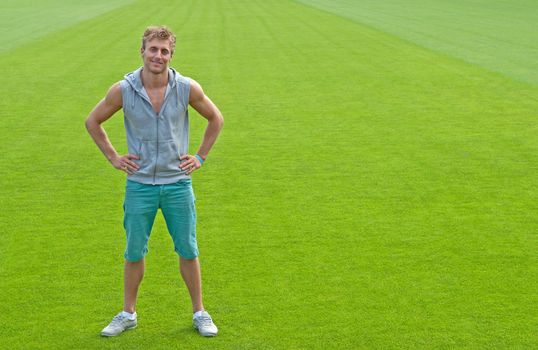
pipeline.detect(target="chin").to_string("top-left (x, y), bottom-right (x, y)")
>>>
top-left (148, 66), bottom-right (167, 74)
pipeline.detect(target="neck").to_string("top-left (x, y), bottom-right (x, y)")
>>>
top-left (141, 67), bottom-right (168, 89)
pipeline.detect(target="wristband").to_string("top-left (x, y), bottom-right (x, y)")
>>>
top-left (195, 154), bottom-right (205, 165)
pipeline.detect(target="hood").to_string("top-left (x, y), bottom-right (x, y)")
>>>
top-left (123, 67), bottom-right (179, 108)
top-left (124, 67), bottom-right (179, 92)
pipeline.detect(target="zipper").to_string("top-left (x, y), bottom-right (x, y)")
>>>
top-left (153, 114), bottom-right (159, 185)
top-left (146, 80), bottom-right (174, 185)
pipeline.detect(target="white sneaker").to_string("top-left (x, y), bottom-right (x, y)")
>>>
top-left (193, 310), bottom-right (218, 337)
top-left (101, 312), bottom-right (137, 337)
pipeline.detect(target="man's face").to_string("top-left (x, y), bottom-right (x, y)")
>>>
top-left (141, 38), bottom-right (173, 74)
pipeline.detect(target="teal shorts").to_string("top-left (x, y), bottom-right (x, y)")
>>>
top-left (123, 179), bottom-right (198, 262)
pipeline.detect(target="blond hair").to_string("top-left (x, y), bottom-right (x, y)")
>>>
top-left (141, 25), bottom-right (176, 54)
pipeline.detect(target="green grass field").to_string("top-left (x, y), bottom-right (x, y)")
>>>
top-left (1, 0), bottom-right (537, 349)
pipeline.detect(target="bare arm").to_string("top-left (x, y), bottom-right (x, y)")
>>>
top-left (85, 83), bottom-right (139, 174)
top-left (180, 79), bottom-right (224, 174)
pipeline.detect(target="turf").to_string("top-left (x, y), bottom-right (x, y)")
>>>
top-left (1, 0), bottom-right (537, 349)
top-left (0, 0), bottom-right (134, 54)
top-left (296, 0), bottom-right (538, 85)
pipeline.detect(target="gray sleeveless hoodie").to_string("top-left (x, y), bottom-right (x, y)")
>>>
top-left (120, 67), bottom-right (191, 185)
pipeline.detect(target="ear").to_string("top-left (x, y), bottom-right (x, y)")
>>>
top-left (140, 47), bottom-right (144, 55)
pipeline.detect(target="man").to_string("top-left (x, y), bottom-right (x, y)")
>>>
top-left (85, 26), bottom-right (223, 337)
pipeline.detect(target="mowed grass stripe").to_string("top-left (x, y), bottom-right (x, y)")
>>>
top-left (1, 0), bottom-right (537, 349)
top-left (0, 0), bottom-right (135, 54)
top-left (295, 0), bottom-right (538, 85)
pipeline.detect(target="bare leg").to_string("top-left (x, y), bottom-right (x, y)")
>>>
top-left (180, 257), bottom-right (204, 313)
top-left (124, 259), bottom-right (145, 313)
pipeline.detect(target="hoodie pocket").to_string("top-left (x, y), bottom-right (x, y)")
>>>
top-left (158, 140), bottom-right (183, 175)
top-left (134, 140), bottom-right (154, 176)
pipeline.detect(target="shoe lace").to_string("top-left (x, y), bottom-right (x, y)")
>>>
top-left (198, 315), bottom-right (213, 326)
top-left (111, 314), bottom-right (127, 325)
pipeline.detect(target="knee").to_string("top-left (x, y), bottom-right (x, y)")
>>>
top-left (125, 250), bottom-right (146, 263)
top-left (125, 257), bottom-right (144, 264)
top-left (180, 255), bottom-right (198, 262)
top-left (177, 248), bottom-right (199, 261)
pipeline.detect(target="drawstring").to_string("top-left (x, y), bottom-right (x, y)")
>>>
top-left (176, 80), bottom-right (180, 107)
top-left (129, 73), bottom-right (177, 110)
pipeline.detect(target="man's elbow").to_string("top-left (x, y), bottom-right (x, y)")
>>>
top-left (84, 116), bottom-right (93, 131)
top-left (216, 112), bottom-right (224, 129)
top-left (208, 111), bottom-right (224, 130)
top-left (213, 111), bottom-right (224, 130)
top-left (85, 115), bottom-right (99, 133)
